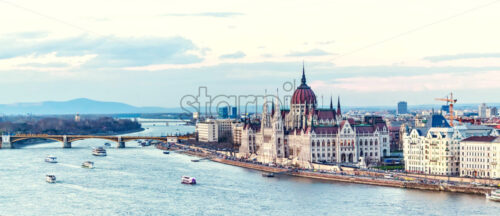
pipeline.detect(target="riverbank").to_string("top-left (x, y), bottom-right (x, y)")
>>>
top-left (165, 143), bottom-right (497, 196)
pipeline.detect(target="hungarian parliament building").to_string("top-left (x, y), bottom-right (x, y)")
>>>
top-left (237, 67), bottom-right (390, 167)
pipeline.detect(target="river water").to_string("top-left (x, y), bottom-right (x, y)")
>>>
top-left (1, 122), bottom-right (499, 216)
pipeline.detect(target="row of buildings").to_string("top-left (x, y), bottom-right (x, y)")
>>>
top-left (403, 115), bottom-right (500, 178)
top-left (194, 65), bottom-right (500, 178)
top-left (197, 67), bottom-right (390, 168)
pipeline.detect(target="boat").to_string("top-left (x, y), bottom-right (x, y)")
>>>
top-left (92, 147), bottom-right (107, 156)
top-left (46, 175), bottom-right (56, 183)
top-left (104, 142), bottom-right (111, 147)
top-left (181, 176), bottom-right (196, 184)
top-left (262, 172), bottom-right (275, 177)
top-left (81, 161), bottom-right (94, 169)
top-left (44, 155), bottom-right (58, 163)
top-left (486, 189), bottom-right (500, 202)
top-left (163, 151), bottom-right (170, 154)
top-left (191, 159), bottom-right (200, 162)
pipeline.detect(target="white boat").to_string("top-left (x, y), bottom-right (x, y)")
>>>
top-left (181, 176), bottom-right (196, 184)
top-left (486, 189), bottom-right (500, 202)
top-left (81, 161), bottom-right (94, 169)
top-left (92, 147), bottom-right (107, 156)
top-left (45, 155), bottom-right (57, 163)
top-left (46, 175), bottom-right (56, 183)
top-left (262, 172), bottom-right (275, 177)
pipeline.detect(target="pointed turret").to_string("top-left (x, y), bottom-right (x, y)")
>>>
top-left (301, 61), bottom-right (306, 85)
top-left (337, 96), bottom-right (342, 116)
top-left (330, 96), bottom-right (333, 110)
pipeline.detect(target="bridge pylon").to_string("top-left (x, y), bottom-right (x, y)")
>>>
top-left (117, 136), bottom-right (125, 148)
top-left (1, 135), bottom-right (13, 149)
top-left (63, 135), bottom-right (72, 148)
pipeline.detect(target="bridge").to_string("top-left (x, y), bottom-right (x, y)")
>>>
top-left (0, 134), bottom-right (190, 149)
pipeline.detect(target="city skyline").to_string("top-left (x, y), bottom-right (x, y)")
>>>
top-left (1, 0), bottom-right (500, 107)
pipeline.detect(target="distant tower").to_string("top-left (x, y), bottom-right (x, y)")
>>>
top-left (397, 101), bottom-right (408, 115)
top-left (74, 113), bottom-right (81, 122)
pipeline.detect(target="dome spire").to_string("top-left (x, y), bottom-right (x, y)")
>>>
top-left (301, 61), bottom-right (306, 85)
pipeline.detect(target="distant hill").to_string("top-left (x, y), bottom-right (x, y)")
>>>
top-left (0, 98), bottom-right (181, 115)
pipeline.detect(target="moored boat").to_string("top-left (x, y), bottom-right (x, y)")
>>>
top-left (262, 172), bottom-right (275, 177)
top-left (181, 176), bottom-right (196, 184)
top-left (191, 159), bottom-right (200, 162)
top-left (92, 147), bottom-right (107, 156)
top-left (81, 161), bottom-right (94, 169)
top-left (486, 189), bottom-right (500, 202)
top-left (104, 142), bottom-right (111, 147)
top-left (163, 151), bottom-right (170, 154)
top-left (46, 175), bottom-right (56, 183)
top-left (45, 155), bottom-right (58, 163)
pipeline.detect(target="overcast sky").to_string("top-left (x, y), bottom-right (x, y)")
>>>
top-left (1, 0), bottom-right (499, 107)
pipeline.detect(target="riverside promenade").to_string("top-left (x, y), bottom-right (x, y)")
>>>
top-left (159, 143), bottom-right (497, 196)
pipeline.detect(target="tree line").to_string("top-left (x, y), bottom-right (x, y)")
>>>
top-left (0, 117), bottom-right (141, 135)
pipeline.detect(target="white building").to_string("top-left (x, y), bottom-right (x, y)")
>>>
top-left (403, 116), bottom-right (496, 176)
top-left (460, 136), bottom-right (500, 179)
top-left (196, 120), bottom-right (218, 142)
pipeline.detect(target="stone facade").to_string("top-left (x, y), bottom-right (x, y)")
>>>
top-left (238, 68), bottom-right (390, 168)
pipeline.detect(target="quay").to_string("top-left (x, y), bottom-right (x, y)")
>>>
top-left (162, 143), bottom-right (498, 196)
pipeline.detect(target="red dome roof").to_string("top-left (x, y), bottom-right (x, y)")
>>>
top-left (292, 85), bottom-right (316, 104)
top-left (291, 66), bottom-right (316, 105)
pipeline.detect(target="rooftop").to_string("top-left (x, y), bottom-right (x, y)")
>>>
top-left (462, 136), bottom-right (499, 143)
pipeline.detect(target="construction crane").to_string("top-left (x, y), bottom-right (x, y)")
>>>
top-left (435, 92), bottom-right (457, 126)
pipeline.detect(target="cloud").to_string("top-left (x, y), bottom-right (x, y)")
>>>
top-left (164, 12), bottom-right (244, 18)
top-left (0, 35), bottom-right (203, 67)
top-left (423, 53), bottom-right (500, 62)
top-left (219, 51), bottom-right (246, 59)
top-left (286, 49), bottom-right (333, 57)
top-left (310, 71), bottom-right (500, 92)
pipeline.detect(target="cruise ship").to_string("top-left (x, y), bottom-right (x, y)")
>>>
top-left (181, 176), bottom-right (196, 184)
top-left (92, 147), bottom-right (107, 156)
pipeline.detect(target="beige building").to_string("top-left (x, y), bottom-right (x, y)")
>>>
top-left (460, 136), bottom-right (500, 179)
top-left (196, 120), bottom-right (218, 142)
top-left (232, 122), bottom-right (244, 146)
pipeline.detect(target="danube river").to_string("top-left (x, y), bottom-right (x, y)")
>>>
top-left (1, 122), bottom-right (499, 216)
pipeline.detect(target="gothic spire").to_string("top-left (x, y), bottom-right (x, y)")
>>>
top-left (301, 61), bottom-right (306, 85)
top-left (337, 96), bottom-right (342, 116)
top-left (330, 96), bottom-right (333, 110)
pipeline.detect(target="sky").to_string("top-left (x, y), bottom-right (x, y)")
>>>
top-left (0, 0), bottom-right (499, 108)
